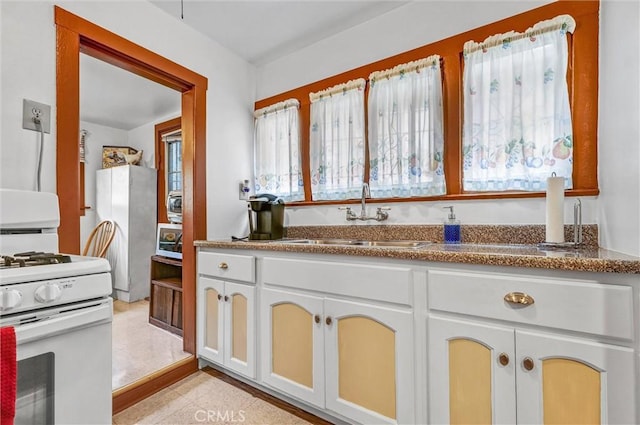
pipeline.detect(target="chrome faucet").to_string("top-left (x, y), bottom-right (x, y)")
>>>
top-left (338, 182), bottom-right (390, 221)
top-left (360, 183), bottom-right (371, 219)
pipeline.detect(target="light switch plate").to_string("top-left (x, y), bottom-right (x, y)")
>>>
top-left (23, 99), bottom-right (51, 134)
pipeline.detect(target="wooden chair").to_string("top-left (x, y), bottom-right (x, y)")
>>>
top-left (83, 220), bottom-right (116, 258)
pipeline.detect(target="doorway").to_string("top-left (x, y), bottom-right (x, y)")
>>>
top-left (55, 6), bottom-right (207, 413)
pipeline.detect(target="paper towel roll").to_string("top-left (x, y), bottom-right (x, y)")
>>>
top-left (546, 176), bottom-right (565, 243)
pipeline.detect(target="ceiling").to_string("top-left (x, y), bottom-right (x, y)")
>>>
top-left (150, 1), bottom-right (406, 65)
top-left (80, 54), bottom-right (181, 131)
top-left (80, 1), bottom-right (406, 130)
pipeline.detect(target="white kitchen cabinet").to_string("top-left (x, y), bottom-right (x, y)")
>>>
top-left (197, 250), bottom-right (257, 379)
top-left (323, 297), bottom-right (414, 425)
top-left (427, 268), bottom-right (636, 425)
top-left (260, 257), bottom-right (415, 425)
top-left (198, 274), bottom-right (255, 379)
top-left (195, 246), bottom-right (639, 425)
top-left (260, 288), bottom-right (325, 408)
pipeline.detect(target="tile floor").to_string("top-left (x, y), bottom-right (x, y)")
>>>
top-left (112, 299), bottom-right (191, 389)
top-left (112, 371), bottom-right (316, 425)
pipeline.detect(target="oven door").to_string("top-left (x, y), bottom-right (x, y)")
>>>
top-left (10, 298), bottom-right (112, 425)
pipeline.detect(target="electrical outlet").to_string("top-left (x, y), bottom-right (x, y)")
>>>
top-left (239, 180), bottom-right (251, 200)
top-left (22, 99), bottom-right (51, 134)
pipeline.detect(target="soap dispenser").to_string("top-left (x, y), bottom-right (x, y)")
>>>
top-left (443, 206), bottom-right (461, 244)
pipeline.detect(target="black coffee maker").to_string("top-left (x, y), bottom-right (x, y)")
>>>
top-left (248, 194), bottom-right (285, 240)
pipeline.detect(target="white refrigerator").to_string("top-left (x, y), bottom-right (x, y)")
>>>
top-left (96, 165), bottom-right (157, 302)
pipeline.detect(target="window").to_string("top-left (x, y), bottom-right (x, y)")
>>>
top-left (254, 99), bottom-right (303, 201)
top-left (309, 79), bottom-right (366, 200)
top-left (165, 132), bottom-right (182, 193)
top-left (462, 15), bottom-right (575, 192)
top-left (368, 56), bottom-right (445, 198)
top-left (253, 1), bottom-right (599, 204)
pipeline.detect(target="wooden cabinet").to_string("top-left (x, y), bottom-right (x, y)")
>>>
top-left (427, 269), bottom-right (636, 425)
top-left (149, 255), bottom-right (183, 336)
top-left (197, 251), bottom-right (256, 379)
top-left (260, 257), bottom-right (415, 425)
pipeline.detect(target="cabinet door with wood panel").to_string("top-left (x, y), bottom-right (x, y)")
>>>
top-left (515, 330), bottom-right (635, 425)
top-left (260, 287), bottom-right (325, 408)
top-left (197, 276), bottom-right (255, 379)
top-left (198, 277), bottom-right (225, 364)
top-left (428, 315), bottom-right (636, 425)
top-left (428, 315), bottom-right (517, 425)
top-left (324, 298), bottom-right (414, 425)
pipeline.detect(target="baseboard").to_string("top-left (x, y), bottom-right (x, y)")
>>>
top-left (112, 356), bottom-right (198, 415)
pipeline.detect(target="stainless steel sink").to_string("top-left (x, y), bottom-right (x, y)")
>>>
top-left (355, 240), bottom-right (431, 248)
top-left (279, 238), bottom-right (360, 245)
top-left (277, 239), bottom-right (431, 248)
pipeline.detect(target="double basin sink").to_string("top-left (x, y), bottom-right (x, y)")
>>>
top-left (276, 238), bottom-right (432, 249)
top-left (274, 239), bottom-right (547, 253)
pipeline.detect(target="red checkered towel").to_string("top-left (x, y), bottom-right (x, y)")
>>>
top-left (0, 326), bottom-right (16, 425)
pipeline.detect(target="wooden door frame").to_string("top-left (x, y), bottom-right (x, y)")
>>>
top-left (155, 117), bottom-right (182, 224)
top-left (55, 6), bottom-right (206, 413)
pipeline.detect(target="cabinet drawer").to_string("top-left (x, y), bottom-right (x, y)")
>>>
top-left (198, 251), bottom-right (255, 283)
top-left (428, 270), bottom-right (633, 340)
top-left (263, 257), bottom-right (412, 306)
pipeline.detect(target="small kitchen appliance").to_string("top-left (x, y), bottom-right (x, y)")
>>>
top-left (247, 194), bottom-right (285, 240)
top-left (0, 189), bottom-right (112, 425)
top-left (156, 223), bottom-right (183, 259)
top-left (167, 190), bottom-right (182, 224)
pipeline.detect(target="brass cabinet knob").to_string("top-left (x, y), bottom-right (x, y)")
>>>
top-left (498, 353), bottom-right (510, 366)
top-left (314, 314), bottom-right (321, 324)
top-left (218, 262), bottom-right (229, 270)
top-left (325, 316), bottom-right (333, 326)
top-left (522, 357), bottom-right (535, 371)
top-left (224, 295), bottom-right (229, 302)
top-left (504, 292), bottom-right (535, 306)
top-left (217, 294), bottom-right (222, 301)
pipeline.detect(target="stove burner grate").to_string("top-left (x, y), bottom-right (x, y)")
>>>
top-left (1, 251), bottom-right (72, 268)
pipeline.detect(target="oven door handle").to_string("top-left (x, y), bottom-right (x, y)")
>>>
top-left (14, 299), bottom-right (112, 345)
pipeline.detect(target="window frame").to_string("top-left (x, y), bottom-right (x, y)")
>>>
top-left (155, 117), bottom-right (181, 223)
top-left (254, 1), bottom-right (599, 206)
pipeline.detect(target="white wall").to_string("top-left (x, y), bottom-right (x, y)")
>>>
top-left (256, 0), bottom-right (640, 256)
top-left (256, 1), bottom-right (553, 99)
top-left (0, 0), bottom-right (256, 241)
top-left (597, 0), bottom-right (640, 257)
top-left (127, 110), bottom-right (181, 169)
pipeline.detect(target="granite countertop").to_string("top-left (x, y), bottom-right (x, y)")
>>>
top-left (194, 225), bottom-right (640, 274)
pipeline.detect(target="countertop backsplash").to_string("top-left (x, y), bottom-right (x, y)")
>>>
top-left (284, 224), bottom-right (599, 247)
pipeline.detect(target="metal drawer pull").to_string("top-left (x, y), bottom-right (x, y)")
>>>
top-left (218, 262), bottom-right (229, 269)
top-left (522, 357), bottom-right (535, 371)
top-left (504, 292), bottom-right (535, 306)
top-left (314, 314), bottom-right (321, 324)
top-left (325, 316), bottom-right (333, 326)
top-left (498, 353), bottom-right (510, 366)
top-left (224, 295), bottom-right (229, 302)
top-left (217, 294), bottom-right (222, 301)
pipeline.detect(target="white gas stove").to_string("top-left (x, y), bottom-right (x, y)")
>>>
top-left (0, 189), bottom-right (113, 425)
top-left (0, 252), bottom-right (112, 316)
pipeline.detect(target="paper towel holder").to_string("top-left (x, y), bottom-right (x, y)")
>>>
top-left (538, 198), bottom-right (584, 250)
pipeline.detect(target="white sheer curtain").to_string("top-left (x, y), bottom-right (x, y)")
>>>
top-left (254, 99), bottom-right (303, 201)
top-left (309, 79), bottom-right (366, 200)
top-left (462, 15), bottom-right (575, 191)
top-left (368, 56), bottom-right (445, 198)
